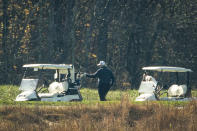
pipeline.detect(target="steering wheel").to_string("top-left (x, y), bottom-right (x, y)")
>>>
top-left (43, 79), bottom-right (49, 87)
top-left (37, 78), bottom-right (49, 93)
top-left (154, 81), bottom-right (163, 97)
top-left (156, 82), bottom-right (161, 91)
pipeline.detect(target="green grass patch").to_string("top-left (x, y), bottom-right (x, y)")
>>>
top-left (0, 85), bottom-right (197, 106)
top-left (0, 85), bottom-right (20, 102)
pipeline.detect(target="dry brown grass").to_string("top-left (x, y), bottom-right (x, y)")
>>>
top-left (0, 100), bottom-right (197, 131)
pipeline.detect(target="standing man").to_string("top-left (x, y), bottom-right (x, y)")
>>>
top-left (85, 61), bottom-right (115, 101)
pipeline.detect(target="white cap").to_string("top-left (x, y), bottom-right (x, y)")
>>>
top-left (97, 61), bottom-right (106, 66)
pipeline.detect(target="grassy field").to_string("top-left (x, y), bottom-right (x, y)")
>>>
top-left (0, 85), bottom-right (138, 105)
top-left (0, 85), bottom-right (197, 131)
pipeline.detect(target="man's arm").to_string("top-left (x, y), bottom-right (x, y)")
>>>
top-left (86, 68), bottom-right (101, 78)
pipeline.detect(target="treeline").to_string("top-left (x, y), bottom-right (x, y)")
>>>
top-left (0, 0), bottom-right (197, 89)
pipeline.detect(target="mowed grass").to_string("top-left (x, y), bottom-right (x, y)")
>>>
top-left (0, 85), bottom-right (197, 105)
top-left (0, 85), bottom-right (139, 105)
top-left (0, 85), bottom-right (197, 131)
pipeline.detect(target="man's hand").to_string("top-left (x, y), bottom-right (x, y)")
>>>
top-left (82, 73), bottom-right (87, 77)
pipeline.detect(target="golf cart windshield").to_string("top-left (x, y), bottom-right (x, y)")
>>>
top-left (138, 81), bottom-right (156, 94)
top-left (19, 79), bottom-right (39, 91)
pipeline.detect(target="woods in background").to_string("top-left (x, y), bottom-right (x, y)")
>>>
top-left (0, 0), bottom-right (197, 89)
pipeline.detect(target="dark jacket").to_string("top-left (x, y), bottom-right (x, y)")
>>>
top-left (86, 66), bottom-right (115, 85)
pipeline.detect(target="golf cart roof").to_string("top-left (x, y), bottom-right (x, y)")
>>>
top-left (23, 64), bottom-right (73, 70)
top-left (142, 66), bottom-right (192, 72)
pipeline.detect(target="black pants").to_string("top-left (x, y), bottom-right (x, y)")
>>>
top-left (98, 83), bottom-right (111, 101)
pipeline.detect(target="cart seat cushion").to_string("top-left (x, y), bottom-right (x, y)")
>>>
top-left (168, 84), bottom-right (187, 97)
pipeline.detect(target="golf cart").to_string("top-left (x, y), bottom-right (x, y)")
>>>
top-left (15, 64), bottom-right (83, 102)
top-left (135, 66), bottom-right (195, 101)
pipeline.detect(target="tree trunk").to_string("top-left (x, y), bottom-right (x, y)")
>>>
top-left (1, 0), bottom-right (8, 84)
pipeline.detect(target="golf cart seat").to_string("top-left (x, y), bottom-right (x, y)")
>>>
top-left (168, 84), bottom-right (187, 97)
top-left (48, 81), bottom-right (68, 94)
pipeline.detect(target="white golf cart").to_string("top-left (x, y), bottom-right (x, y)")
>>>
top-left (135, 66), bottom-right (195, 101)
top-left (15, 64), bottom-right (83, 102)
